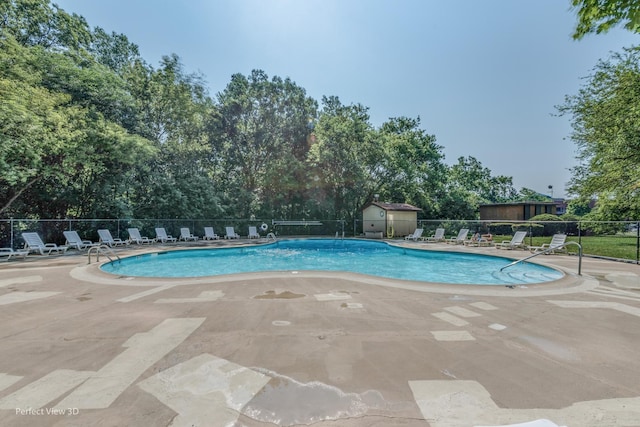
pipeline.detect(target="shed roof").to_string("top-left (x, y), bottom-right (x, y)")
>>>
top-left (363, 202), bottom-right (422, 212)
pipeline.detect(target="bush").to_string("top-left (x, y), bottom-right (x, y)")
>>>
top-left (528, 214), bottom-right (563, 236)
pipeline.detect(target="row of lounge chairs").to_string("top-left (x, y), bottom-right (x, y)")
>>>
top-left (1, 226), bottom-right (265, 260)
top-left (96, 226), bottom-right (259, 247)
top-left (404, 228), bottom-right (568, 253)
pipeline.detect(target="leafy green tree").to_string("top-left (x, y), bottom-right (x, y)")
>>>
top-left (0, 0), bottom-right (91, 50)
top-left (89, 27), bottom-right (141, 75)
top-left (307, 96), bottom-right (376, 220)
top-left (557, 47), bottom-right (640, 219)
top-left (0, 35), bottom-right (73, 215)
top-left (128, 54), bottom-right (222, 219)
top-left (571, 0), bottom-right (640, 39)
top-left (439, 156), bottom-right (517, 219)
top-left (373, 117), bottom-right (447, 218)
top-left (515, 188), bottom-right (552, 201)
top-left (214, 70), bottom-right (317, 218)
top-left (566, 198), bottom-right (592, 216)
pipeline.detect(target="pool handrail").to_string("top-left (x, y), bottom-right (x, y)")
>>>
top-left (88, 244), bottom-right (121, 264)
top-left (500, 241), bottom-right (582, 275)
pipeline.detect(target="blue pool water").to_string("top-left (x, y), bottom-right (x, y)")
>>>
top-left (101, 239), bottom-right (563, 285)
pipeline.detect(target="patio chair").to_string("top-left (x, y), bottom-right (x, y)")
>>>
top-left (495, 230), bottom-right (528, 250)
top-left (423, 228), bottom-right (445, 242)
top-left (404, 228), bottom-right (424, 241)
top-left (0, 247), bottom-right (29, 260)
top-left (155, 228), bottom-right (177, 243)
top-left (248, 226), bottom-right (260, 239)
top-left (98, 229), bottom-right (129, 247)
top-left (463, 232), bottom-right (492, 247)
top-left (21, 232), bottom-right (68, 255)
top-left (446, 228), bottom-right (469, 244)
top-left (225, 226), bottom-right (240, 239)
top-left (63, 230), bottom-right (98, 250)
top-left (179, 227), bottom-right (198, 241)
top-left (203, 227), bottom-right (219, 240)
top-left (128, 228), bottom-right (155, 244)
top-left (529, 234), bottom-right (567, 254)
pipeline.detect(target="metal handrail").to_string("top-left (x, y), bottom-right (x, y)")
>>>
top-left (87, 245), bottom-right (121, 264)
top-left (499, 241), bottom-right (582, 275)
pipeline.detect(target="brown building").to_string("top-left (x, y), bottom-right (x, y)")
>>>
top-left (479, 202), bottom-right (557, 221)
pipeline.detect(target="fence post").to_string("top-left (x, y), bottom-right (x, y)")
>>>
top-left (636, 221), bottom-right (640, 264)
top-left (10, 217), bottom-right (14, 249)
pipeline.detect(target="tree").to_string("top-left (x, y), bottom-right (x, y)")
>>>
top-left (214, 70), bottom-right (317, 218)
top-left (571, 0), bottom-right (640, 39)
top-left (557, 47), bottom-right (640, 219)
top-left (307, 96), bottom-right (375, 220)
top-left (127, 54), bottom-right (222, 219)
top-left (0, 0), bottom-right (91, 50)
top-left (373, 117), bottom-right (447, 218)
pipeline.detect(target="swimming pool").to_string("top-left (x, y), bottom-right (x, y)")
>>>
top-left (100, 239), bottom-right (563, 285)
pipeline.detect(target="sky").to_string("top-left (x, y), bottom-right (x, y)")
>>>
top-left (53, 0), bottom-right (639, 199)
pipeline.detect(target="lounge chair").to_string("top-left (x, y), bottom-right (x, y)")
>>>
top-left (63, 231), bottom-right (98, 250)
top-left (423, 228), bottom-right (445, 242)
top-left (446, 228), bottom-right (469, 244)
top-left (98, 229), bottom-right (129, 247)
top-left (495, 231), bottom-right (528, 250)
top-left (128, 228), bottom-right (155, 244)
top-left (404, 228), bottom-right (424, 241)
top-left (529, 234), bottom-right (567, 254)
top-left (248, 226), bottom-right (260, 239)
top-left (21, 232), bottom-right (68, 255)
top-left (0, 247), bottom-right (29, 260)
top-left (155, 228), bottom-right (177, 243)
top-left (225, 227), bottom-right (240, 239)
top-left (179, 227), bottom-right (198, 241)
top-left (203, 227), bottom-right (219, 240)
top-left (463, 232), bottom-right (492, 247)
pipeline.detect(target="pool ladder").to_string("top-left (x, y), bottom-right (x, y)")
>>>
top-left (87, 245), bottom-right (121, 264)
top-left (500, 242), bottom-right (582, 275)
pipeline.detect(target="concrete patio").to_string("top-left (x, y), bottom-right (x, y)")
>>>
top-left (0, 240), bottom-right (638, 426)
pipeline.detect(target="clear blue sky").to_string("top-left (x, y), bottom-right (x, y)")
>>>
top-left (54, 0), bottom-right (638, 199)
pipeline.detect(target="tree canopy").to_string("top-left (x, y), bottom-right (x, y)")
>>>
top-left (571, 0), bottom-right (640, 39)
top-left (557, 47), bottom-right (640, 219)
top-left (1, 0), bottom-right (522, 221)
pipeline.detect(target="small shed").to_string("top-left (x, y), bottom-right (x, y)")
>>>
top-left (362, 201), bottom-right (421, 238)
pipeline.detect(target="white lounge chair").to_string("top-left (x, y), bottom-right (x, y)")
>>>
top-left (155, 228), bottom-right (177, 243)
top-left (21, 232), bottom-right (68, 255)
top-left (495, 230), bottom-right (528, 250)
top-left (248, 226), bottom-right (260, 239)
top-left (98, 229), bottom-right (129, 247)
top-left (404, 228), bottom-right (424, 241)
top-left (0, 247), bottom-right (29, 260)
top-left (529, 234), bottom-right (567, 254)
top-left (63, 231), bottom-right (98, 250)
top-left (225, 227), bottom-right (240, 239)
top-left (203, 227), bottom-right (219, 240)
top-left (128, 228), bottom-right (155, 244)
top-left (179, 227), bottom-right (198, 241)
top-left (423, 228), bottom-right (445, 242)
top-left (447, 228), bottom-right (469, 244)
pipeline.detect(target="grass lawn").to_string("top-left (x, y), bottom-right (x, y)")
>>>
top-left (519, 235), bottom-right (639, 261)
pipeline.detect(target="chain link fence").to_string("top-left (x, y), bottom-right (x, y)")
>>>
top-left (1, 218), bottom-right (638, 264)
